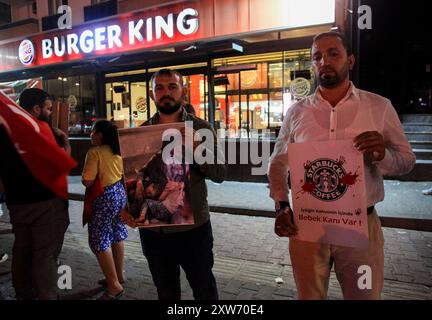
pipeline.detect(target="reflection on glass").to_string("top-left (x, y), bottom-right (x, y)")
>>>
top-left (211, 49), bottom-right (313, 139)
top-left (106, 81), bottom-right (130, 129)
top-left (43, 75), bottom-right (96, 136)
top-left (185, 74), bottom-right (206, 119)
top-left (269, 91), bottom-right (284, 129)
top-left (130, 82), bottom-right (148, 127)
top-left (0, 78), bottom-right (42, 103)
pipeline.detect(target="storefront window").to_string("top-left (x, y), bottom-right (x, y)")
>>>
top-left (269, 91), bottom-right (284, 132)
top-left (105, 81), bottom-right (131, 128)
top-left (212, 49), bottom-right (312, 139)
top-left (44, 74), bottom-right (97, 135)
top-left (105, 66), bottom-right (207, 129)
top-left (214, 73), bottom-right (239, 138)
top-left (130, 82), bottom-right (149, 127)
top-left (0, 78), bottom-right (43, 102)
top-left (184, 74), bottom-right (207, 119)
top-left (269, 63), bottom-right (283, 89)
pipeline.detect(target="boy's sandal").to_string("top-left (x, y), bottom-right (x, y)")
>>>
top-left (97, 290), bottom-right (124, 300)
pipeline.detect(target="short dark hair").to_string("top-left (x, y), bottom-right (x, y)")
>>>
top-left (150, 68), bottom-right (184, 88)
top-left (92, 120), bottom-right (121, 155)
top-left (19, 88), bottom-right (51, 111)
top-left (312, 31), bottom-right (352, 56)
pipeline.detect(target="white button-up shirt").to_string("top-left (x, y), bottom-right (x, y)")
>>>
top-left (268, 82), bottom-right (416, 207)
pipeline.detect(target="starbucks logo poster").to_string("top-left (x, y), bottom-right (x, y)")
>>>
top-left (288, 139), bottom-right (369, 248)
top-left (301, 157), bottom-right (361, 202)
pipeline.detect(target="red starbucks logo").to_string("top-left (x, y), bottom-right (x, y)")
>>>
top-left (302, 157), bottom-right (348, 201)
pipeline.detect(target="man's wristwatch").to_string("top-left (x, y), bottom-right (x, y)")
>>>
top-left (278, 201), bottom-right (290, 209)
top-left (276, 201), bottom-right (291, 217)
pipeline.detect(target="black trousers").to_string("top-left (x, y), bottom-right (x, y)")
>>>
top-left (139, 220), bottom-right (218, 300)
top-left (8, 198), bottom-right (69, 300)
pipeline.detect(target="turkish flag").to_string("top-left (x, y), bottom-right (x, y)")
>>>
top-left (0, 92), bottom-right (77, 199)
top-left (83, 176), bottom-right (104, 226)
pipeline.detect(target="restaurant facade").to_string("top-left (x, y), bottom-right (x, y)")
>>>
top-left (0, 0), bottom-right (353, 179)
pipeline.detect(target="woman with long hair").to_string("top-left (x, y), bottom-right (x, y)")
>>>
top-left (82, 120), bottom-right (127, 300)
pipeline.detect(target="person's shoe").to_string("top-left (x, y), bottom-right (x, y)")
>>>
top-left (0, 253), bottom-right (8, 263)
top-left (422, 187), bottom-right (432, 195)
top-left (97, 289), bottom-right (124, 300)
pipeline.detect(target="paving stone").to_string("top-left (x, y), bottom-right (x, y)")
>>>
top-left (241, 283), bottom-right (261, 292)
top-left (2, 201), bottom-right (432, 300)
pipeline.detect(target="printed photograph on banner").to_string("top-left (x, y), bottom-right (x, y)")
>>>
top-left (118, 123), bottom-right (194, 228)
top-left (288, 139), bottom-right (368, 248)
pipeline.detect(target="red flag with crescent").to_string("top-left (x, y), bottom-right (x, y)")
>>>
top-left (0, 91), bottom-right (76, 199)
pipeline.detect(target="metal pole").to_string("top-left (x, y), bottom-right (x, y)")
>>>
top-left (207, 58), bottom-right (215, 127)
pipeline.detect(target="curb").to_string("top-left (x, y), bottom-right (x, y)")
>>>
top-left (68, 193), bottom-right (432, 232)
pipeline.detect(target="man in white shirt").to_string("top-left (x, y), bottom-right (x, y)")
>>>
top-left (268, 31), bottom-right (415, 300)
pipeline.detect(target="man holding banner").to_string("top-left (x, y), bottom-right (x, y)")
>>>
top-left (268, 32), bottom-right (415, 299)
top-left (0, 89), bottom-right (76, 299)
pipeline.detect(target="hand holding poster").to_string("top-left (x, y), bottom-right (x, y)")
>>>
top-left (288, 139), bottom-right (368, 248)
top-left (118, 123), bottom-right (194, 228)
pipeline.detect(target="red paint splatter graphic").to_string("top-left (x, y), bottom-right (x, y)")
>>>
top-left (336, 156), bottom-right (346, 166)
top-left (302, 181), bottom-right (316, 192)
top-left (296, 179), bottom-right (316, 199)
top-left (341, 170), bottom-right (359, 186)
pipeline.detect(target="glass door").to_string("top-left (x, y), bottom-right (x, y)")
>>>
top-left (105, 81), bottom-right (130, 128)
top-left (184, 74), bottom-right (207, 119)
top-left (105, 69), bottom-right (207, 129)
top-left (130, 81), bottom-right (149, 127)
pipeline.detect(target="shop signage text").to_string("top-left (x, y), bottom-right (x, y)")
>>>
top-left (0, 0), bottom-right (336, 73)
top-left (40, 8), bottom-right (198, 59)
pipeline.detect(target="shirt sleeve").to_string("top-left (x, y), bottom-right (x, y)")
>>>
top-left (267, 110), bottom-right (292, 203)
top-left (82, 148), bottom-right (98, 181)
top-left (374, 100), bottom-right (416, 176)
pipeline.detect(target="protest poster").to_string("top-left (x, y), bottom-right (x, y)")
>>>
top-left (118, 123), bottom-right (194, 228)
top-left (288, 139), bottom-right (368, 248)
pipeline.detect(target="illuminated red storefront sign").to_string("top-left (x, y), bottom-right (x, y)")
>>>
top-left (40, 8), bottom-right (198, 60)
top-left (1, 3), bottom-right (202, 72)
top-left (0, 0), bottom-right (336, 73)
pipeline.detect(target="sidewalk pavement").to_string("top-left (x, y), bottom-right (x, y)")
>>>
top-left (68, 177), bottom-right (432, 220)
top-left (0, 178), bottom-right (431, 300)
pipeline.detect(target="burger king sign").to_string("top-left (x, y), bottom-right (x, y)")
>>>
top-left (18, 39), bottom-right (35, 65)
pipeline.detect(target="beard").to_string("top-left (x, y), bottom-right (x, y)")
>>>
top-left (37, 113), bottom-right (50, 123)
top-left (156, 96), bottom-right (183, 115)
top-left (317, 62), bottom-right (350, 88)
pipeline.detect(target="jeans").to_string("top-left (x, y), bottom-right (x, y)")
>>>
top-left (139, 220), bottom-right (218, 300)
top-left (8, 198), bottom-right (69, 300)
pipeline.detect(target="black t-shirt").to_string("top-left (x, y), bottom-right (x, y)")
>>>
top-left (0, 125), bottom-right (56, 205)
